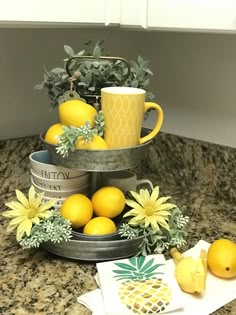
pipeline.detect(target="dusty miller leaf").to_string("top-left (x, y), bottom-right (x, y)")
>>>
top-left (64, 45), bottom-right (75, 57)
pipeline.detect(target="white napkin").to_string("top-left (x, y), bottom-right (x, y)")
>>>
top-left (165, 240), bottom-right (236, 315)
top-left (96, 254), bottom-right (186, 315)
top-left (77, 289), bottom-right (105, 315)
top-left (77, 240), bottom-right (236, 315)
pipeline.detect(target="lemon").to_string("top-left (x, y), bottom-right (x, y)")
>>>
top-left (59, 99), bottom-right (97, 128)
top-left (83, 217), bottom-right (117, 235)
top-left (60, 194), bottom-right (93, 228)
top-left (45, 123), bottom-right (64, 145)
top-left (91, 186), bottom-right (126, 218)
top-left (75, 135), bottom-right (108, 150)
top-left (207, 238), bottom-right (236, 279)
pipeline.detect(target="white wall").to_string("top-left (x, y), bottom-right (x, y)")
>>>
top-left (0, 27), bottom-right (236, 147)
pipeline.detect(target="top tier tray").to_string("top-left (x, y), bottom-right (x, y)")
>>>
top-left (40, 128), bottom-right (151, 172)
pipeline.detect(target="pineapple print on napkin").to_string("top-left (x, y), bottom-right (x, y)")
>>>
top-left (96, 254), bottom-right (186, 315)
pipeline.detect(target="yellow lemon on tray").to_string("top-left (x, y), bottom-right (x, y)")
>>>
top-left (207, 238), bottom-right (236, 279)
top-left (59, 99), bottom-right (97, 128)
top-left (45, 123), bottom-right (64, 145)
top-left (75, 135), bottom-right (108, 150)
top-left (83, 217), bottom-right (117, 235)
top-left (91, 186), bottom-right (126, 218)
top-left (60, 194), bottom-right (93, 228)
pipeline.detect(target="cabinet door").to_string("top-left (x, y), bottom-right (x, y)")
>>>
top-left (120, 0), bottom-right (148, 28)
top-left (147, 0), bottom-right (236, 32)
top-left (0, 0), bottom-right (120, 27)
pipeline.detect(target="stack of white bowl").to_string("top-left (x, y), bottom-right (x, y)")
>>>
top-left (29, 150), bottom-right (90, 209)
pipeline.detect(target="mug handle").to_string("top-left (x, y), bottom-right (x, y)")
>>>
top-left (136, 179), bottom-right (154, 190)
top-left (139, 102), bottom-right (163, 145)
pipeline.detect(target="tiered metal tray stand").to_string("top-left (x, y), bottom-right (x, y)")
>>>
top-left (40, 129), bottom-right (151, 261)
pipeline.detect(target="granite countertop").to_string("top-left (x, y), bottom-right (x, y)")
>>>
top-left (0, 132), bottom-right (236, 315)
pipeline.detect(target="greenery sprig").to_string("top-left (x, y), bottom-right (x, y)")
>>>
top-left (19, 210), bottom-right (72, 249)
top-left (119, 186), bottom-right (189, 256)
top-left (119, 208), bottom-right (189, 256)
top-left (56, 110), bottom-right (105, 157)
top-left (35, 41), bottom-right (155, 108)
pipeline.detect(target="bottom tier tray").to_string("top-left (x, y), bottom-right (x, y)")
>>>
top-left (41, 235), bottom-right (143, 261)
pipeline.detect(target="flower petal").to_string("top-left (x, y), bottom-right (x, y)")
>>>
top-left (16, 219), bottom-right (32, 241)
top-left (156, 216), bottom-right (170, 230)
top-left (155, 210), bottom-right (172, 216)
top-left (7, 223), bottom-right (18, 232)
top-left (132, 213), bottom-right (146, 222)
top-left (16, 189), bottom-right (29, 208)
top-left (38, 210), bottom-right (52, 219)
top-left (141, 189), bottom-right (150, 206)
top-left (2, 208), bottom-right (27, 218)
top-left (31, 217), bottom-right (40, 224)
top-left (154, 196), bottom-right (171, 207)
top-left (8, 216), bottom-right (27, 226)
top-left (129, 191), bottom-right (145, 207)
top-left (150, 186), bottom-right (159, 202)
top-left (144, 216), bottom-right (158, 230)
top-left (4, 201), bottom-right (27, 212)
top-left (156, 203), bottom-right (177, 211)
top-left (34, 192), bottom-right (45, 208)
top-left (128, 217), bottom-right (142, 226)
top-left (28, 186), bottom-right (36, 204)
top-left (125, 199), bottom-right (142, 209)
top-left (38, 199), bottom-right (57, 211)
top-left (16, 221), bottom-right (27, 241)
top-left (123, 207), bottom-right (143, 218)
top-left (24, 219), bottom-right (33, 236)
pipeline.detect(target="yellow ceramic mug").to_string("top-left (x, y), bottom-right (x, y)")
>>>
top-left (101, 87), bottom-right (163, 149)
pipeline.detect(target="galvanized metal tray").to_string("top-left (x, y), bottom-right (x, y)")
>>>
top-left (41, 235), bottom-right (143, 261)
top-left (39, 128), bottom-right (149, 260)
top-left (40, 128), bottom-right (151, 172)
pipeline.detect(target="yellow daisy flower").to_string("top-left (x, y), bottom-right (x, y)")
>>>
top-left (3, 186), bottom-right (57, 241)
top-left (124, 186), bottom-right (177, 231)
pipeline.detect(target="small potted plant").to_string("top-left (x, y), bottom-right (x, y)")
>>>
top-left (35, 40), bottom-right (155, 109)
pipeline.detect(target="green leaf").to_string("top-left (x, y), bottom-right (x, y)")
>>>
top-left (34, 83), bottom-right (44, 90)
top-left (112, 72), bottom-right (121, 81)
top-left (85, 71), bottom-right (92, 84)
top-left (129, 60), bottom-right (139, 72)
top-left (36, 41), bottom-right (155, 110)
top-left (51, 67), bottom-right (66, 74)
top-left (145, 68), bottom-right (153, 75)
top-left (93, 45), bottom-right (101, 60)
top-left (138, 56), bottom-right (143, 64)
top-left (64, 45), bottom-right (75, 57)
top-left (140, 59), bottom-right (150, 68)
top-left (131, 80), bottom-right (139, 88)
top-left (142, 264), bottom-right (164, 275)
top-left (88, 86), bottom-right (96, 91)
top-left (139, 257), bottom-right (155, 272)
top-left (75, 49), bottom-right (85, 56)
top-left (136, 256), bottom-right (146, 270)
top-left (128, 257), bottom-right (138, 268)
top-left (114, 262), bottom-right (137, 271)
top-left (113, 270), bottom-right (134, 275)
top-left (142, 79), bottom-right (150, 87)
top-left (43, 64), bottom-right (50, 76)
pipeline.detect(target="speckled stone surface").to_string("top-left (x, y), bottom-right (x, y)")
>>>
top-left (0, 132), bottom-right (236, 315)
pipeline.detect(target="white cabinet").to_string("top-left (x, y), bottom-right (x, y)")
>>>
top-left (147, 0), bottom-right (236, 32)
top-left (119, 0), bottom-right (148, 28)
top-left (0, 0), bottom-right (120, 27)
top-left (1, 0), bottom-right (236, 32)
top-left (119, 0), bottom-right (236, 32)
